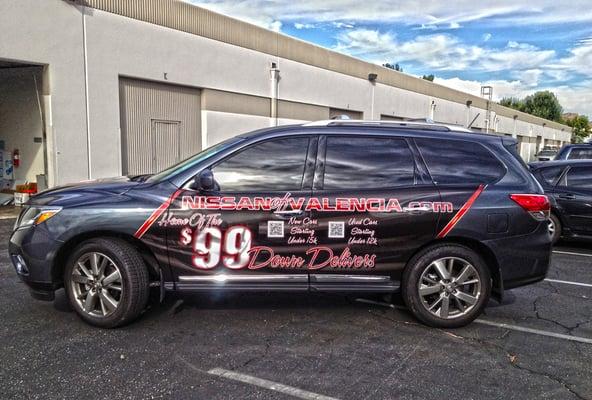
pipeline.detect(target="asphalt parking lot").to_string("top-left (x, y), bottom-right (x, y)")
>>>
top-left (1, 217), bottom-right (591, 400)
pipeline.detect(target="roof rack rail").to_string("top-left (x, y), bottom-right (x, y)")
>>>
top-left (303, 119), bottom-right (473, 132)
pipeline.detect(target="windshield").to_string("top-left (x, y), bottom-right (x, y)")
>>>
top-left (147, 137), bottom-right (243, 183)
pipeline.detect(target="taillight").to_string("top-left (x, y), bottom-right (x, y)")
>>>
top-left (510, 194), bottom-right (550, 221)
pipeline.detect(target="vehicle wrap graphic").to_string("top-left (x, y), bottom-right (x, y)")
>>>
top-left (180, 193), bottom-right (454, 213)
top-left (137, 193), bottom-right (459, 272)
top-left (437, 185), bottom-right (486, 238)
top-left (134, 189), bottom-right (183, 239)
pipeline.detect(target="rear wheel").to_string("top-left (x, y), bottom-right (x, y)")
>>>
top-left (402, 244), bottom-right (491, 328)
top-left (548, 213), bottom-right (561, 245)
top-left (64, 238), bottom-right (149, 328)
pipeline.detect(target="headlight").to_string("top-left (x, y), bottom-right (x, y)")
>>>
top-left (14, 207), bottom-right (62, 230)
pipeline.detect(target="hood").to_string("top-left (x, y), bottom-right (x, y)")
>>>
top-left (28, 175), bottom-right (152, 207)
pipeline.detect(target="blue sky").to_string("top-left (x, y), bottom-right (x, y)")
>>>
top-left (192, 1), bottom-right (592, 116)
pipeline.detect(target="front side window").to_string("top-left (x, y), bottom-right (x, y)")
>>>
top-left (568, 148), bottom-right (592, 160)
top-left (212, 137), bottom-right (309, 192)
top-left (415, 138), bottom-right (505, 185)
top-left (322, 136), bottom-right (416, 190)
top-left (562, 166), bottom-right (592, 189)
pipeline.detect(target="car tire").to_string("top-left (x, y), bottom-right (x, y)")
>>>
top-left (402, 244), bottom-right (491, 328)
top-left (64, 238), bottom-right (150, 328)
top-left (548, 213), bottom-right (562, 245)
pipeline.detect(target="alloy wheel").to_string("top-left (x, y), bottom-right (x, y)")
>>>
top-left (71, 252), bottom-right (123, 317)
top-left (548, 218), bottom-right (556, 237)
top-left (418, 257), bottom-right (482, 320)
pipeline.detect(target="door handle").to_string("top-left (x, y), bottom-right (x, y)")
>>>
top-left (558, 194), bottom-right (576, 200)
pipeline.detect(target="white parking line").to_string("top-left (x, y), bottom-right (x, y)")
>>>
top-left (553, 250), bottom-right (592, 257)
top-left (355, 298), bottom-right (592, 345)
top-left (545, 278), bottom-right (592, 288)
top-left (474, 320), bottom-right (592, 344)
top-left (207, 368), bottom-right (340, 400)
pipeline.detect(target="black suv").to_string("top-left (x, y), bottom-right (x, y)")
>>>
top-left (554, 143), bottom-right (592, 160)
top-left (529, 160), bottom-right (592, 243)
top-left (10, 121), bottom-right (551, 328)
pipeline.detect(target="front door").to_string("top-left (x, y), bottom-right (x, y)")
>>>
top-left (554, 165), bottom-right (592, 234)
top-left (307, 135), bottom-right (441, 290)
top-left (165, 135), bottom-right (317, 290)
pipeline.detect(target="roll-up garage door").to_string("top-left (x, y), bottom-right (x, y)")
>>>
top-left (119, 78), bottom-right (201, 175)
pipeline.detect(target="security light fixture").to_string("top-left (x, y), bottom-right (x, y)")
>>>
top-left (368, 73), bottom-right (378, 82)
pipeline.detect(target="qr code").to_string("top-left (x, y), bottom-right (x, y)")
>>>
top-left (328, 221), bottom-right (345, 238)
top-left (267, 220), bottom-right (284, 238)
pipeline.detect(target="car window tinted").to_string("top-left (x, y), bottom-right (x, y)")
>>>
top-left (416, 138), bottom-right (505, 185)
top-left (212, 137), bottom-right (309, 191)
top-left (568, 148), bottom-right (592, 160)
top-left (148, 136), bottom-right (242, 183)
top-left (563, 166), bottom-right (592, 189)
top-left (539, 166), bottom-right (565, 186)
top-left (322, 136), bottom-right (415, 190)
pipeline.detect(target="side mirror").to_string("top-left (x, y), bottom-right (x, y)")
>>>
top-left (192, 169), bottom-right (216, 191)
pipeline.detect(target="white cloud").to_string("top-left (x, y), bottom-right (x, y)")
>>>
top-left (556, 38), bottom-right (592, 77)
top-left (294, 22), bottom-right (315, 29)
top-left (435, 76), bottom-right (592, 116)
top-left (190, 1), bottom-right (592, 27)
top-left (332, 21), bottom-right (354, 29)
top-left (268, 20), bottom-right (283, 32)
top-left (334, 29), bottom-right (554, 73)
top-left (482, 33), bottom-right (492, 42)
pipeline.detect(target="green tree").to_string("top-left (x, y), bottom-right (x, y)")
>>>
top-left (566, 115), bottom-right (591, 143)
top-left (522, 91), bottom-right (563, 122)
top-left (422, 74), bottom-right (434, 81)
top-left (499, 97), bottom-right (525, 112)
top-left (383, 62), bottom-right (403, 72)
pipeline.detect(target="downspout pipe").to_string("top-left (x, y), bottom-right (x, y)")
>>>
top-left (270, 63), bottom-right (280, 126)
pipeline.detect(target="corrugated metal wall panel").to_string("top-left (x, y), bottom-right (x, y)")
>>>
top-left (119, 78), bottom-right (201, 175)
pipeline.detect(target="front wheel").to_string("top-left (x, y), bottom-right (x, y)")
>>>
top-left (64, 238), bottom-right (150, 328)
top-left (402, 244), bottom-right (491, 328)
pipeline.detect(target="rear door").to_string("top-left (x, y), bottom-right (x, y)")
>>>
top-left (166, 135), bottom-right (317, 290)
top-left (554, 165), bottom-right (592, 234)
top-left (308, 134), bottom-right (441, 290)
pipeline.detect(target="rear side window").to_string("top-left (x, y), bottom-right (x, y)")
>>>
top-left (568, 148), bottom-right (592, 160)
top-left (212, 137), bottom-right (309, 191)
top-left (538, 166), bottom-right (565, 186)
top-left (562, 166), bottom-right (592, 189)
top-left (322, 136), bottom-right (415, 189)
top-left (415, 138), bottom-right (505, 185)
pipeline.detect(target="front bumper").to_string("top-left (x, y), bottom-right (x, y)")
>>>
top-left (9, 224), bottom-right (62, 301)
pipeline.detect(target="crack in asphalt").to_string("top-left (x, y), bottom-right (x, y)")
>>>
top-left (532, 283), bottom-right (592, 334)
top-left (458, 333), bottom-right (587, 400)
top-left (365, 308), bottom-right (587, 400)
top-left (240, 340), bottom-right (272, 369)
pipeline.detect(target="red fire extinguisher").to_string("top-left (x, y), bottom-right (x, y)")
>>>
top-left (13, 149), bottom-right (20, 168)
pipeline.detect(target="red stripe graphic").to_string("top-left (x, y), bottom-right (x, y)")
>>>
top-left (436, 184), bottom-right (485, 239)
top-left (134, 189), bottom-right (183, 239)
